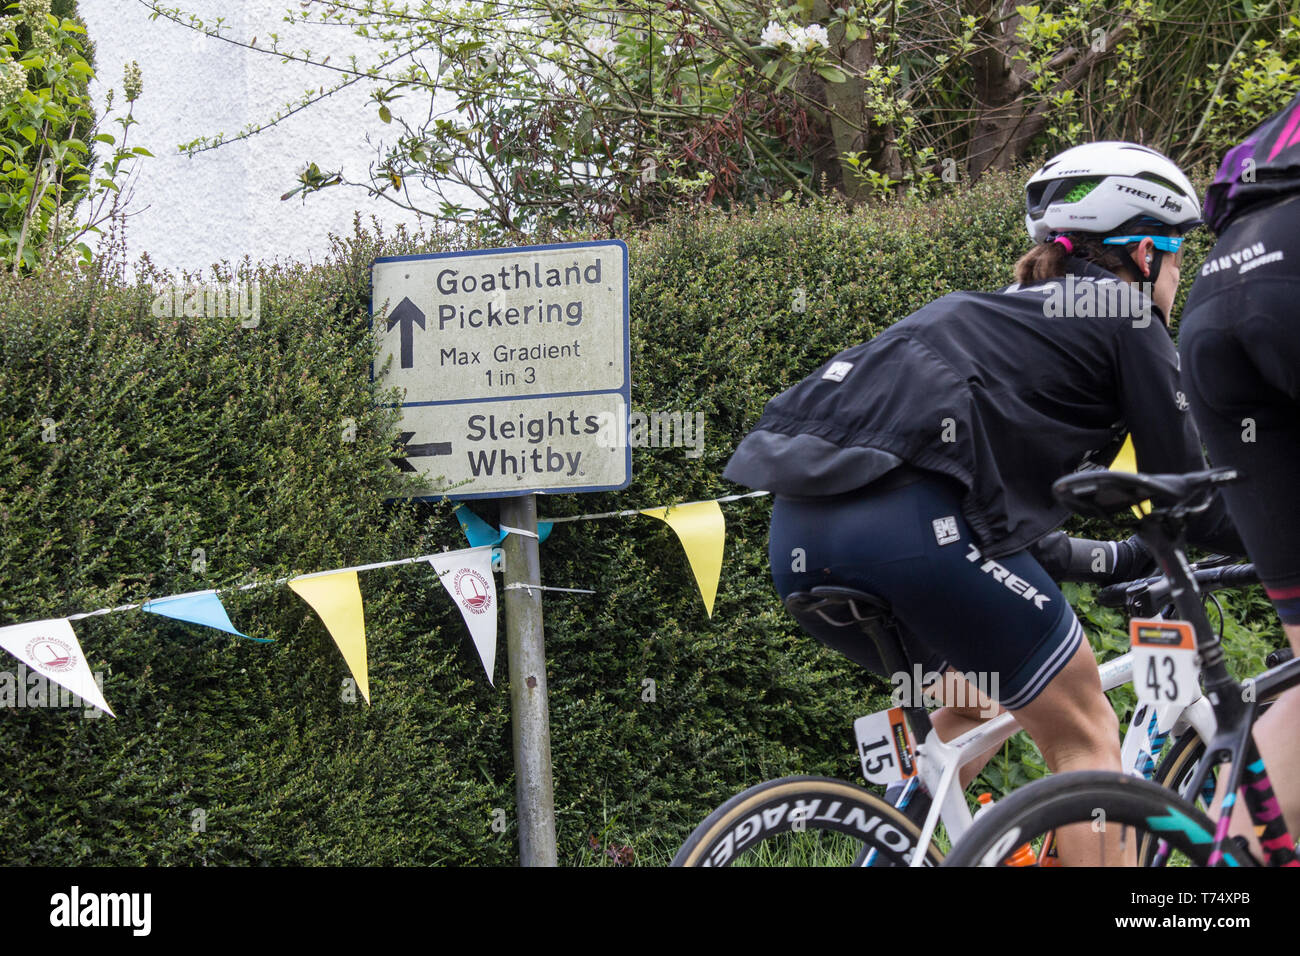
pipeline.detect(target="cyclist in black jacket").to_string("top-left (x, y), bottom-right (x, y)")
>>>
top-left (724, 142), bottom-right (1244, 865)
top-left (1180, 88), bottom-right (1300, 856)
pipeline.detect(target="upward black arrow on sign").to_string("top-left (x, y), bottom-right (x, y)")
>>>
top-left (386, 296), bottom-right (425, 369)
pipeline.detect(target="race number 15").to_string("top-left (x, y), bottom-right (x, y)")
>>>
top-left (853, 706), bottom-right (917, 786)
top-left (1130, 618), bottom-right (1199, 707)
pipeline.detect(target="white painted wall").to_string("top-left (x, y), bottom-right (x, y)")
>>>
top-left (78, 0), bottom-right (473, 274)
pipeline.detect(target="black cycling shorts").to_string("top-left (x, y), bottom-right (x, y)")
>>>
top-left (768, 469), bottom-right (1083, 710)
top-left (1180, 193), bottom-right (1300, 625)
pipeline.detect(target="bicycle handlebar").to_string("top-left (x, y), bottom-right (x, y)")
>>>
top-left (1096, 563), bottom-right (1258, 611)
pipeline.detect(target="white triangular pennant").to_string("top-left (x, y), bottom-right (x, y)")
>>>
top-left (428, 546), bottom-right (498, 685)
top-left (0, 618), bottom-right (114, 716)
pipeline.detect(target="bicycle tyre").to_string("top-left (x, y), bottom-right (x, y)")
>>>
top-left (671, 775), bottom-right (944, 867)
top-left (1141, 730), bottom-right (1212, 865)
top-left (941, 771), bottom-right (1256, 867)
top-left (1153, 730), bottom-right (1210, 797)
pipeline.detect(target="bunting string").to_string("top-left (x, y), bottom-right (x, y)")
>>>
top-left (498, 525), bottom-right (538, 539)
top-left (60, 551), bottom-right (463, 623)
top-left (538, 490), bottom-right (768, 524)
top-left (504, 584), bottom-right (597, 594)
top-left (3, 488), bottom-right (770, 715)
top-left (48, 488), bottom-right (771, 622)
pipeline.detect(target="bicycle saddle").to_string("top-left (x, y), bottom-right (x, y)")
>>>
top-left (783, 586), bottom-right (894, 630)
top-left (1052, 467), bottom-right (1240, 519)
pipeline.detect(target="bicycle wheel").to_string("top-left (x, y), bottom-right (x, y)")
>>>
top-left (1141, 731), bottom-right (1215, 865)
top-left (1151, 697), bottom-right (1279, 804)
top-left (1146, 711), bottom-right (1298, 866)
top-left (941, 771), bottom-right (1257, 867)
top-left (671, 775), bottom-right (944, 867)
top-left (1153, 730), bottom-right (1214, 800)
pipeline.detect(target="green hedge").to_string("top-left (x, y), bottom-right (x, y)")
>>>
top-left (0, 176), bottom-right (1281, 865)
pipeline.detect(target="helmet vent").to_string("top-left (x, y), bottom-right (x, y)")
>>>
top-left (1138, 173), bottom-right (1182, 194)
top-left (1062, 178), bottom-right (1102, 203)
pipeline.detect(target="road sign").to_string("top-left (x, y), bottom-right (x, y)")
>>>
top-left (372, 240), bottom-right (630, 499)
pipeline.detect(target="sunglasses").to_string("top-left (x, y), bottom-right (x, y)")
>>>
top-left (1101, 234), bottom-right (1185, 253)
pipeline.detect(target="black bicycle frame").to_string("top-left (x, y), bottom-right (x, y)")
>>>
top-left (1136, 512), bottom-right (1300, 867)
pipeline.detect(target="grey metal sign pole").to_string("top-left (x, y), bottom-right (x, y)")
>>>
top-left (498, 492), bottom-right (557, 866)
top-left (371, 239), bottom-right (630, 868)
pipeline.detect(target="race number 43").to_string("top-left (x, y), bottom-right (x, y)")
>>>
top-left (1130, 619), bottom-right (1200, 707)
top-left (853, 707), bottom-right (917, 786)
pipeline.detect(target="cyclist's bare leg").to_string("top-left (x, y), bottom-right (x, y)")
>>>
top-left (1007, 637), bottom-right (1133, 865)
top-left (1223, 621), bottom-right (1300, 856)
top-left (927, 669), bottom-right (1013, 788)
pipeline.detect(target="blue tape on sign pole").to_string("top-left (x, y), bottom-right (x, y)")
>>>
top-left (456, 505), bottom-right (553, 546)
top-left (455, 504), bottom-right (508, 547)
top-left (142, 591), bottom-right (270, 642)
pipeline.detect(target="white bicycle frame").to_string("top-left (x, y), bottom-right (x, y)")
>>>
top-left (887, 649), bottom-right (1218, 867)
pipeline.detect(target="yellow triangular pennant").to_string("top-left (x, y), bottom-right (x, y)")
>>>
top-left (1109, 434), bottom-right (1152, 517)
top-left (289, 570), bottom-right (370, 703)
top-left (640, 500), bottom-right (725, 617)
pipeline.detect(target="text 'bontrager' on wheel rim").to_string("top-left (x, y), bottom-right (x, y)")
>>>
top-left (672, 776), bottom-right (943, 867)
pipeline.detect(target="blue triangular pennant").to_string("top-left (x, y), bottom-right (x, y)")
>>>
top-left (142, 590), bottom-right (270, 642)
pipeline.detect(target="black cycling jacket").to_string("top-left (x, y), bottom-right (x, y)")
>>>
top-left (723, 257), bottom-right (1244, 559)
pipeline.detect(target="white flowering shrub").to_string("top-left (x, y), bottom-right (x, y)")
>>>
top-left (0, 4), bottom-right (150, 273)
top-left (760, 21), bottom-right (829, 52)
top-left (140, 0), bottom-right (1297, 230)
top-left (0, 55), bottom-right (25, 105)
top-left (582, 34), bottom-right (618, 60)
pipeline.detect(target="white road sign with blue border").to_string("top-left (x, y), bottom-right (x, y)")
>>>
top-left (371, 239), bottom-right (631, 499)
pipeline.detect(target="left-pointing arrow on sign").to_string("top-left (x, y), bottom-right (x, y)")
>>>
top-left (386, 297), bottom-right (425, 369)
top-left (390, 431), bottom-right (453, 472)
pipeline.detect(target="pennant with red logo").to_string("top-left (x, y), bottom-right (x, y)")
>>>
top-left (0, 618), bottom-right (114, 716)
top-left (428, 546), bottom-right (498, 685)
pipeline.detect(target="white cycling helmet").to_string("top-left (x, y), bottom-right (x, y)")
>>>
top-left (1024, 141), bottom-right (1202, 242)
